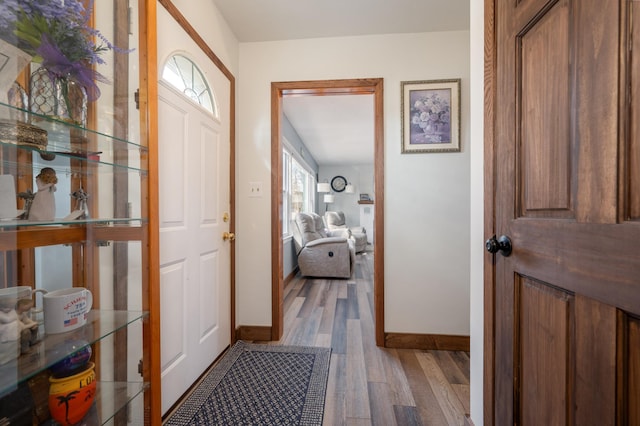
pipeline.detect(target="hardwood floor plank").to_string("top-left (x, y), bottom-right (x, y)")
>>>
top-left (393, 405), bottom-right (423, 426)
top-left (357, 281), bottom-right (386, 383)
top-left (284, 306), bottom-right (323, 346)
top-left (429, 350), bottom-right (470, 385)
top-left (368, 381), bottom-right (397, 426)
top-left (346, 318), bottom-right (371, 419)
top-left (281, 297), bottom-right (304, 342)
top-left (416, 351), bottom-right (466, 426)
top-left (316, 279), bottom-right (332, 308)
top-left (337, 281), bottom-right (349, 298)
top-left (283, 283), bottom-right (300, 312)
top-left (315, 333), bottom-right (332, 348)
top-left (331, 298), bottom-right (348, 354)
top-left (355, 260), bottom-right (364, 280)
top-left (452, 383), bottom-right (471, 417)
top-left (347, 283), bottom-right (360, 319)
top-left (297, 280), bottom-right (324, 318)
top-left (381, 348), bottom-right (416, 406)
top-left (398, 349), bottom-right (449, 425)
top-left (448, 351), bottom-right (471, 382)
top-left (346, 418), bottom-right (372, 426)
top-left (318, 282), bottom-right (339, 334)
top-left (323, 353), bottom-right (347, 426)
top-left (284, 275), bottom-right (305, 305)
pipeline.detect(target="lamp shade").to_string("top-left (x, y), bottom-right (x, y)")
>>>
top-left (345, 183), bottom-right (355, 193)
top-left (323, 194), bottom-right (335, 203)
top-left (317, 182), bottom-right (331, 193)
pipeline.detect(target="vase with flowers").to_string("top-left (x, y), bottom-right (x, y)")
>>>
top-left (0, 0), bottom-right (130, 127)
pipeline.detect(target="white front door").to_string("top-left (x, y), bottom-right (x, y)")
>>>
top-left (157, 72), bottom-right (231, 412)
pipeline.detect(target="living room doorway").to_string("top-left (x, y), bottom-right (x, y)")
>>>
top-left (270, 78), bottom-right (385, 345)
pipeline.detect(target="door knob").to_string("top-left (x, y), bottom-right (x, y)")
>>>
top-left (223, 232), bottom-right (236, 242)
top-left (485, 235), bottom-right (512, 257)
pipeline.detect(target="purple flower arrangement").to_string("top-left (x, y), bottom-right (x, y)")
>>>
top-left (0, 0), bottom-right (130, 101)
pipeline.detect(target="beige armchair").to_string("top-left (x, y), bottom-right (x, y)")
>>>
top-left (292, 212), bottom-right (355, 278)
top-left (324, 211), bottom-right (367, 253)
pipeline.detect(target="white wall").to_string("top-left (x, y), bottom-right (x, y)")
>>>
top-left (236, 32), bottom-right (471, 335)
top-left (318, 165), bottom-right (373, 224)
top-left (167, 0), bottom-right (239, 76)
top-left (470, 0), bottom-right (485, 423)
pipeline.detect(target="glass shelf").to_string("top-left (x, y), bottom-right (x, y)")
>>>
top-left (0, 217), bottom-right (145, 229)
top-left (0, 148), bottom-right (148, 175)
top-left (7, 381), bottom-right (147, 426)
top-left (0, 310), bottom-right (147, 398)
top-left (0, 102), bottom-right (148, 171)
top-left (96, 382), bottom-right (148, 425)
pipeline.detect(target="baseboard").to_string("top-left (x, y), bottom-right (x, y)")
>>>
top-left (384, 332), bottom-right (470, 351)
top-left (235, 325), bottom-right (272, 342)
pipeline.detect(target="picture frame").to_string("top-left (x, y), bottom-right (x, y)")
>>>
top-left (401, 79), bottom-right (461, 153)
top-left (359, 193), bottom-right (371, 201)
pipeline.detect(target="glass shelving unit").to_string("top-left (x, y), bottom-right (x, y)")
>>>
top-left (0, 1), bottom-right (157, 422)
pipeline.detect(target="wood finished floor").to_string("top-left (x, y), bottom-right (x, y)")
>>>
top-left (275, 250), bottom-right (470, 426)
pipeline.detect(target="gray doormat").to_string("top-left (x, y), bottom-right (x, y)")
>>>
top-left (164, 341), bottom-right (331, 425)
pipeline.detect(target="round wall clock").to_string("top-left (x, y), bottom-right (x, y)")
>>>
top-left (331, 175), bottom-right (347, 192)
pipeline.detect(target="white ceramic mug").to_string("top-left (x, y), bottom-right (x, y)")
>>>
top-left (42, 288), bottom-right (93, 334)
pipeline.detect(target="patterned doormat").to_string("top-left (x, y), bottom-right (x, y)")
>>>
top-left (164, 341), bottom-right (331, 426)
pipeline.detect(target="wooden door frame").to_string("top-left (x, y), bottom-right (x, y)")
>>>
top-left (483, 0), bottom-right (496, 424)
top-left (157, 0), bottom-right (237, 341)
top-left (270, 78), bottom-right (385, 346)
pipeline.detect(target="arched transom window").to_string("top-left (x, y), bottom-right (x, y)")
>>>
top-left (162, 54), bottom-right (216, 116)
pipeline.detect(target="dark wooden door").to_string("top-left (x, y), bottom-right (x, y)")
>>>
top-left (487, 0), bottom-right (640, 424)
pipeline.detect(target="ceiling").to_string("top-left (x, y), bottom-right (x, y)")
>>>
top-left (210, 0), bottom-right (470, 43)
top-left (282, 94), bottom-right (375, 166)
top-left (211, 0), bottom-right (470, 166)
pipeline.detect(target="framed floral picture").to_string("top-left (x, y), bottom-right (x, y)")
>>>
top-left (401, 79), bottom-right (461, 153)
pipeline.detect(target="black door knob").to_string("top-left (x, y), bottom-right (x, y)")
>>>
top-left (485, 235), bottom-right (512, 257)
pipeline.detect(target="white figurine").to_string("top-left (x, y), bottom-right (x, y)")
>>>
top-left (0, 308), bottom-right (20, 343)
top-left (16, 298), bottom-right (39, 352)
top-left (29, 167), bottom-right (57, 221)
top-left (16, 298), bottom-right (38, 331)
top-left (0, 308), bottom-right (20, 364)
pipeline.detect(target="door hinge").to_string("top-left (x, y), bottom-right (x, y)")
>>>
top-left (128, 4), bottom-right (134, 35)
top-left (135, 89), bottom-right (140, 110)
top-left (138, 358), bottom-right (143, 377)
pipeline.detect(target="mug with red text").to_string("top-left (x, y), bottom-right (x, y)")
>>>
top-left (42, 288), bottom-right (93, 334)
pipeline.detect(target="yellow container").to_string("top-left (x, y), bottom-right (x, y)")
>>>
top-left (48, 361), bottom-right (96, 426)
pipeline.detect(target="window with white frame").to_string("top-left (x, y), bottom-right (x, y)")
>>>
top-left (283, 147), bottom-right (316, 236)
top-left (161, 54), bottom-right (217, 116)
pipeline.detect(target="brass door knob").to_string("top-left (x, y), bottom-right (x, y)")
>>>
top-left (223, 232), bottom-right (236, 241)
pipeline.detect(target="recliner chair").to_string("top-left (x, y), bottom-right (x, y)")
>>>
top-left (292, 212), bottom-right (355, 278)
top-left (324, 211), bottom-right (367, 253)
